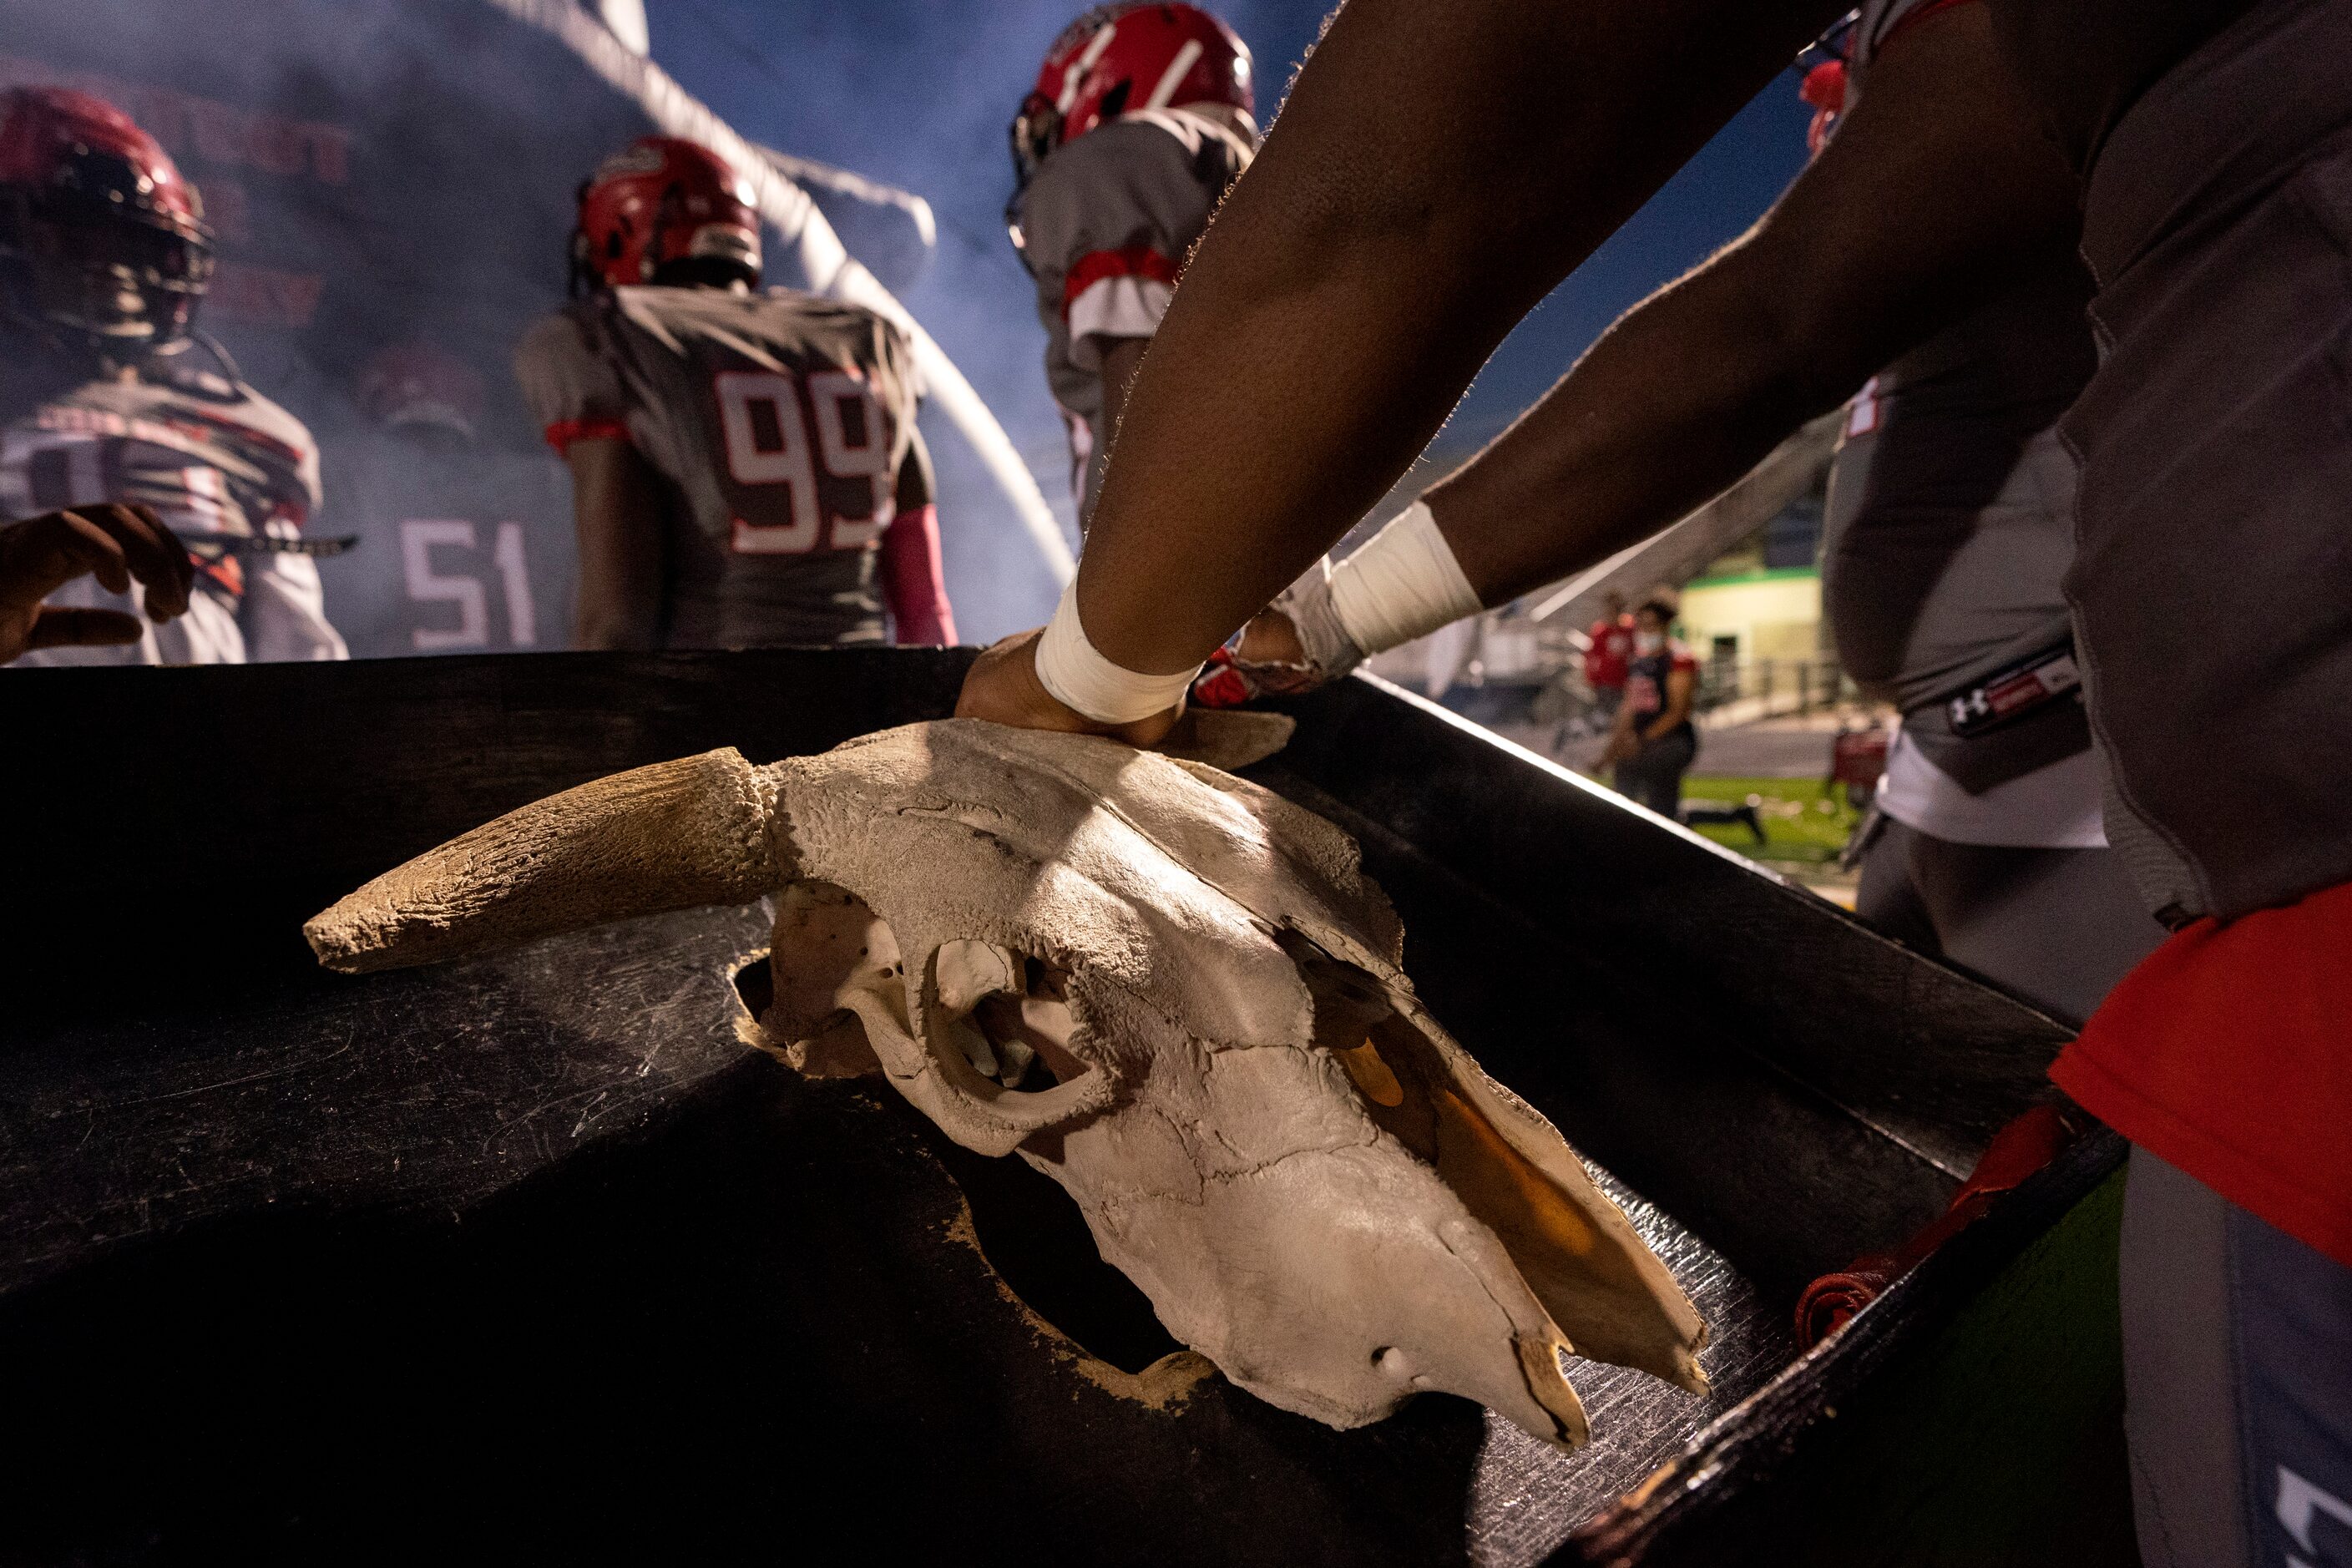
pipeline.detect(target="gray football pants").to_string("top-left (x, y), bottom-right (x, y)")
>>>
top-left (1855, 817), bottom-right (2167, 1026)
top-left (2122, 1150), bottom-right (2352, 1568)
top-left (1861, 827), bottom-right (2352, 1563)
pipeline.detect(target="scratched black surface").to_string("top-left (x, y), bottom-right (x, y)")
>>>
top-left (0, 653), bottom-right (2079, 1565)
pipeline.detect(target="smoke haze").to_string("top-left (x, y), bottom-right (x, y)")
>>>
top-left (6, 0), bottom-right (1812, 646)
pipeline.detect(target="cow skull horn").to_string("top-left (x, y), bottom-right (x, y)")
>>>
top-left (304, 748), bottom-right (786, 974)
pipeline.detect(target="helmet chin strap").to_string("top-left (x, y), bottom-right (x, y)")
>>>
top-left (0, 286), bottom-right (144, 377)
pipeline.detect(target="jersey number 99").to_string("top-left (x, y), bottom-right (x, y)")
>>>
top-left (716, 369), bottom-right (893, 555)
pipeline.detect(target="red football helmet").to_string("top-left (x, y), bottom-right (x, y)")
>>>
top-left (570, 136), bottom-right (762, 295)
top-left (357, 340), bottom-right (487, 444)
top-left (0, 87), bottom-right (214, 347)
top-left (1010, 4), bottom-right (1254, 199)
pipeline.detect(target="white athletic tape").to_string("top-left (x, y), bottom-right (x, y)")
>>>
top-left (1034, 579), bottom-right (1203, 725)
top-left (1327, 500), bottom-right (1484, 656)
top-left (1272, 560), bottom-right (1367, 680)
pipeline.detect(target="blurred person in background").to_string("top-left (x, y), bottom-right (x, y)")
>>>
top-left (516, 135), bottom-right (953, 651)
top-left (1581, 588), bottom-right (1633, 722)
top-left (0, 87), bottom-right (347, 667)
top-left (1006, 3), bottom-right (1258, 531)
top-left (332, 340), bottom-right (573, 657)
top-left (1596, 597), bottom-right (1696, 820)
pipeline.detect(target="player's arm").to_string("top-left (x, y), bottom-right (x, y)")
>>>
top-left (1598, 685), bottom-right (1642, 766)
top-left (878, 427), bottom-right (956, 646)
top-left (1420, 2), bottom-right (2080, 607)
top-left (0, 503), bottom-right (192, 665)
top-left (1206, 2), bottom-right (2081, 700)
top-left (960, 0), bottom-right (1849, 740)
top-left (513, 311), bottom-right (662, 652)
top-left (964, 0), bottom-right (1849, 732)
top-left (1646, 665), bottom-right (1697, 743)
top-left (1094, 336), bottom-right (1150, 459)
top-left (566, 438), bottom-right (667, 650)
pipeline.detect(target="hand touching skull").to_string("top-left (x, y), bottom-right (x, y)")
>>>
top-left (307, 721), bottom-right (1706, 1445)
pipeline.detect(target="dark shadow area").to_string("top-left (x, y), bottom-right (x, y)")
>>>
top-left (894, 1100), bottom-right (1186, 1374)
top-left (0, 1062), bottom-right (1485, 1566)
top-left (732, 952), bottom-right (775, 1018)
top-left (730, 954), bottom-right (1182, 1375)
top-left (0, 649), bottom-right (978, 1037)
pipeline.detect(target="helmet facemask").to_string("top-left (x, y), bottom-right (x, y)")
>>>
top-left (0, 149), bottom-right (213, 350)
top-left (1004, 90), bottom-right (1064, 262)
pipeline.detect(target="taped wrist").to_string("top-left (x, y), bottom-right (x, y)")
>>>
top-left (1033, 579), bottom-right (1202, 725)
top-left (1327, 500), bottom-right (1483, 655)
top-left (1275, 563), bottom-right (1366, 680)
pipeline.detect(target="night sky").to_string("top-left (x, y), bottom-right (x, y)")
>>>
top-left (654, 1), bottom-right (1817, 637)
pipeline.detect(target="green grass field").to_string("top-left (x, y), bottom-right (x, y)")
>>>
top-left (1681, 774), bottom-right (1861, 868)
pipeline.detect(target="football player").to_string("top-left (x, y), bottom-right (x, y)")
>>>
top-left (958, 6), bottom-right (2352, 1563)
top-left (1191, 1), bottom-right (2163, 1026)
top-left (1007, 3), bottom-right (1258, 530)
top-left (0, 87), bottom-right (347, 667)
top-left (514, 136), bottom-right (953, 651)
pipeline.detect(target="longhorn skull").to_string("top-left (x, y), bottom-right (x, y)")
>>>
top-left (306, 720), bottom-right (1707, 1445)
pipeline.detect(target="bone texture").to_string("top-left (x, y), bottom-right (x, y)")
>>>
top-left (307, 719), bottom-right (1707, 1446)
top-left (306, 749), bottom-right (781, 974)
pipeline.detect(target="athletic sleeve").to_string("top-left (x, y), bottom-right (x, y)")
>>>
top-left (1857, 0), bottom-right (1975, 63)
top-left (880, 425), bottom-right (954, 645)
top-left (513, 306), bottom-right (632, 456)
top-left (240, 549), bottom-right (350, 663)
top-left (1017, 116), bottom-right (1225, 372)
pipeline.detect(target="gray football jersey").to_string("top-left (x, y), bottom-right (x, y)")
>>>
top-left (514, 285), bottom-right (929, 649)
top-left (0, 342), bottom-right (321, 546)
top-left (1820, 0), bottom-right (2097, 716)
top-left (0, 340), bottom-right (346, 666)
top-left (1015, 107), bottom-right (1253, 524)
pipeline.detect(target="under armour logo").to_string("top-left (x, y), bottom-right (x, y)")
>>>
top-left (1950, 690), bottom-right (1990, 726)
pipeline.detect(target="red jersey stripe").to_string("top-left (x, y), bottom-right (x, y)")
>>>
top-left (1062, 245), bottom-right (1180, 315)
top-left (543, 417), bottom-right (630, 456)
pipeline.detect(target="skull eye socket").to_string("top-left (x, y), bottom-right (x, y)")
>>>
top-left (759, 885), bottom-right (1113, 1151)
top-left (943, 947), bottom-right (1087, 1091)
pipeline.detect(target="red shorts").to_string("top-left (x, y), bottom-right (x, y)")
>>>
top-left (2052, 878), bottom-right (2352, 1267)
